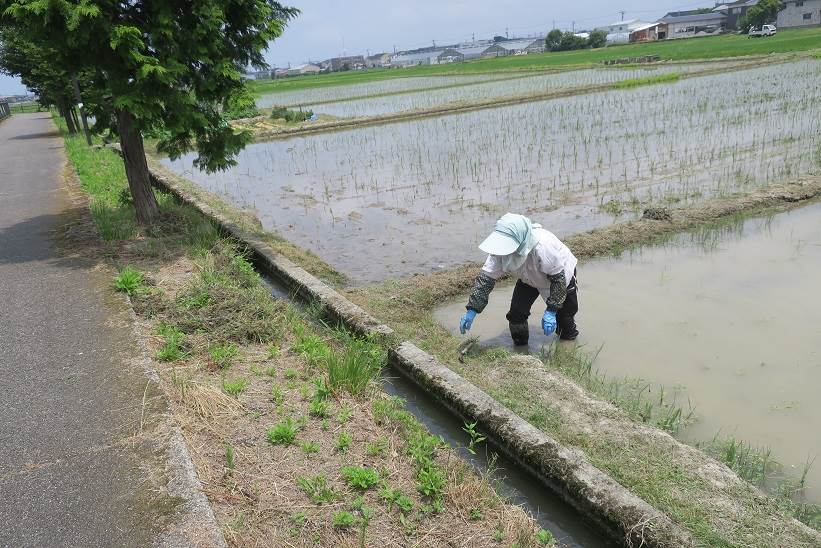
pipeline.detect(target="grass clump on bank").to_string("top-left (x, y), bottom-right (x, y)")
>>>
top-left (613, 71), bottom-right (681, 89)
top-left (61, 127), bottom-right (550, 546)
top-left (270, 106), bottom-right (313, 122)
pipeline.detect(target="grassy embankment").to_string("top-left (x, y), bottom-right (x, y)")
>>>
top-left (60, 125), bottom-right (554, 546)
top-left (249, 27), bottom-right (821, 96)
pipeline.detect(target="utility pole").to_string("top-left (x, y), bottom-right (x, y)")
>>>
top-left (472, 32), bottom-right (475, 44)
top-left (572, 21), bottom-right (576, 33)
top-left (505, 27), bottom-right (509, 39)
top-left (620, 10), bottom-right (625, 21)
top-left (432, 39), bottom-right (436, 48)
top-left (71, 76), bottom-right (92, 146)
top-left (552, 19), bottom-right (555, 30)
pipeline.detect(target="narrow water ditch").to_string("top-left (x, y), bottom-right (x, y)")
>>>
top-left (261, 276), bottom-right (612, 547)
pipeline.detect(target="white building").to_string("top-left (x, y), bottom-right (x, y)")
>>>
top-left (657, 12), bottom-right (727, 38)
top-left (287, 63), bottom-right (321, 76)
top-left (390, 50), bottom-right (443, 67)
top-left (778, 0), bottom-right (821, 28)
top-left (596, 19), bottom-right (654, 43)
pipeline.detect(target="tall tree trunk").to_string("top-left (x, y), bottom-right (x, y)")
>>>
top-left (117, 109), bottom-right (159, 225)
top-left (60, 99), bottom-right (77, 134)
top-left (71, 108), bottom-right (80, 134)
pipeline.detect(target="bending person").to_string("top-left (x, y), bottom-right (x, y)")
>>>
top-left (460, 213), bottom-right (579, 346)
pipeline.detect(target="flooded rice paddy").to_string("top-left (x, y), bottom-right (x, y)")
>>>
top-left (255, 73), bottom-right (509, 108)
top-left (434, 201), bottom-right (821, 502)
top-left (306, 61), bottom-right (760, 118)
top-left (165, 59), bottom-right (821, 283)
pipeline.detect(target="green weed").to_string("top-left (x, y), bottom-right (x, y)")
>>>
top-left (341, 466), bottom-right (380, 490)
top-left (536, 529), bottom-right (555, 545)
top-left (613, 72), bottom-right (681, 89)
top-left (291, 333), bottom-right (329, 366)
top-left (308, 398), bottom-right (330, 418)
top-left (331, 510), bottom-right (355, 529)
top-left (300, 440), bottom-right (320, 454)
top-left (271, 385), bottom-right (284, 406)
top-left (222, 377), bottom-right (248, 396)
top-left (325, 336), bottom-right (385, 395)
top-left (416, 466), bottom-right (446, 499)
top-left (335, 432), bottom-right (352, 452)
top-left (365, 437), bottom-right (388, 457)
top-left (209, 343), bottom-right (238, 369)
top-left (225, 443), bottom-right (235, 470)
top-left (297, 474), bottom-right (338, 504)
top-left (462, 422), bottom-right (486, 455)
top-left (114, 266), bottom-right (144, 295)
top-left (267, 418), bottom-right (298, 445)
top-left (156, 323), bottom-right (186, 362)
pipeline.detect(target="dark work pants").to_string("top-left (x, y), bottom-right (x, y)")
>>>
top-left (505, 274), bottom-right (579, 343)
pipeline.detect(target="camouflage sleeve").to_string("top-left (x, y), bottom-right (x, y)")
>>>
top-left (545, 273), bottom-right (567, 312)
top-left (466, 273), bottom-right (496, 313)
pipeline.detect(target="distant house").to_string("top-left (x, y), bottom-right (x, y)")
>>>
top-left (658, 11), bottom-right (727, 38)
top-left (629, 22), bottom-right (667, 42)
top-left (596, 19), bottom-right (655, 43)
top-left (390, 50), bottom-right (442, 67)
top-left (778, 0), bottom-right (821, 28)
top-left (287, 63), bottom-right (321, 76)
top-left (493, 38), bottom-right (546, 55)
top-left (273, 67), bottom-right (290, 78)
top-left (365, 53), bottom-right (391, 68)
top-left (713, 0), bottom-right (759, 30)
top-left (437, 48), bottom-right (464, 63)
top-left (321, 55), bottom-right (366, 72)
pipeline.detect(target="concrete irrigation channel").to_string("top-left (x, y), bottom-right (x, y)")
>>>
top-left (139, 155), bottom-right (817, 546)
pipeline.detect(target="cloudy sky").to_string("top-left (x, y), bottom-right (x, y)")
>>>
top-left (1, 0), bottom-right (709, 95)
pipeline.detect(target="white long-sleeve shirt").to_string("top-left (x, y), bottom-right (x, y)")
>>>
top-left (480, 228), bottom-right (577, 304)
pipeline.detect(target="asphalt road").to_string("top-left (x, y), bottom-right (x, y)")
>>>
top-left (0, 114), bottom-right (167, 547)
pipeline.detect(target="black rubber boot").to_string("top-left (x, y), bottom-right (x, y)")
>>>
top-left (509, 322), bottom-right (529, 346)
top-left (556, 322), bottom-right (579, 341)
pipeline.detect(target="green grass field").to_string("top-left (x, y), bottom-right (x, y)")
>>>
top-left (250, 27), bottom-right (821, 96)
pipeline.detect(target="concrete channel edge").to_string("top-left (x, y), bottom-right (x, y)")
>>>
top-left (142, 157), bottom-right (697, 547)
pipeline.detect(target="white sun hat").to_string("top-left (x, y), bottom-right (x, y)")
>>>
top-left (479, 229), bottom-right (520, 256)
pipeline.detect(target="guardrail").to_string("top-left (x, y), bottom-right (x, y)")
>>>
top-left (0, 101), bottom-right (10, 121)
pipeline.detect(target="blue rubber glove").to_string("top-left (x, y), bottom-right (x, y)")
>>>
top-left (460, 309), bottom-right (477, 334)
top-left (542, 310), bottom-right (557, 336)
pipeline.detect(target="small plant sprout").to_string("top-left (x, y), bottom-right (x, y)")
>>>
top-left (271, 385), bottom-right (284, 406)
top-left (300, 440), bottom-right (320, 454)
top-left (225, 443), bottom-right (235, 471)
top-left (337, 405), bottom-right (354, 423)
top-left (266, 344), bottom-right (279, 359)
top-left (332, 510), bottom-right (355, 529)
top-left (296, 474), bottom-right (338, 504)
top-left (341, 465), bottom-right (380, 490)
top-left (266, 417), bottom-right (298, 445)
top-left (156, 324), bottom-right (186, 362)
top-left (284, 368), bottom-right (299, 380)
top-left (365, 436), bottom-right (388, 457)
top-left (416, 466), bottom-right (446, 499)
top-left (335, 431), bottom-right (352, 452)
top-left (469, 507), bottom-right (483, 521)
top-left (209, 343), bottom-right (238, 369)
top-left (114, 266), bottom-right (144, 295)
top-left (308, 398), bottom-right (329, 418)
top-left (222, 377), bottom-right (248, 396)
top-left (462, 422), bottom-right (487, 455)
top-left (290, 510), bottom-right (306, 526)
top-left (536, 528), bottom-right (555, 545)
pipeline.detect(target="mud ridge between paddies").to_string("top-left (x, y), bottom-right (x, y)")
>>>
top-left (143, 147), bottom-right (821, 545)
top-left (239, 55), bottom-right (800, 143)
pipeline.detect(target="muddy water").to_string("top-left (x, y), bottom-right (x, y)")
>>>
top-left (435, 202), bottom-right (821, 501)
top-left (165, 60), bottom-right (821, 284)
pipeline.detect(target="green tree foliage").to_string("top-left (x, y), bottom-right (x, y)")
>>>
top-left (740, 0), bottom-right (783, 31)
top-left (587, 30), bottom-right (608, 49)
top-left (0, 1), bottom-right (297, 224)
top-left (545, 29), bottom-right (563, 51)
top-left (554, 32), bottom-right (589, 52)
